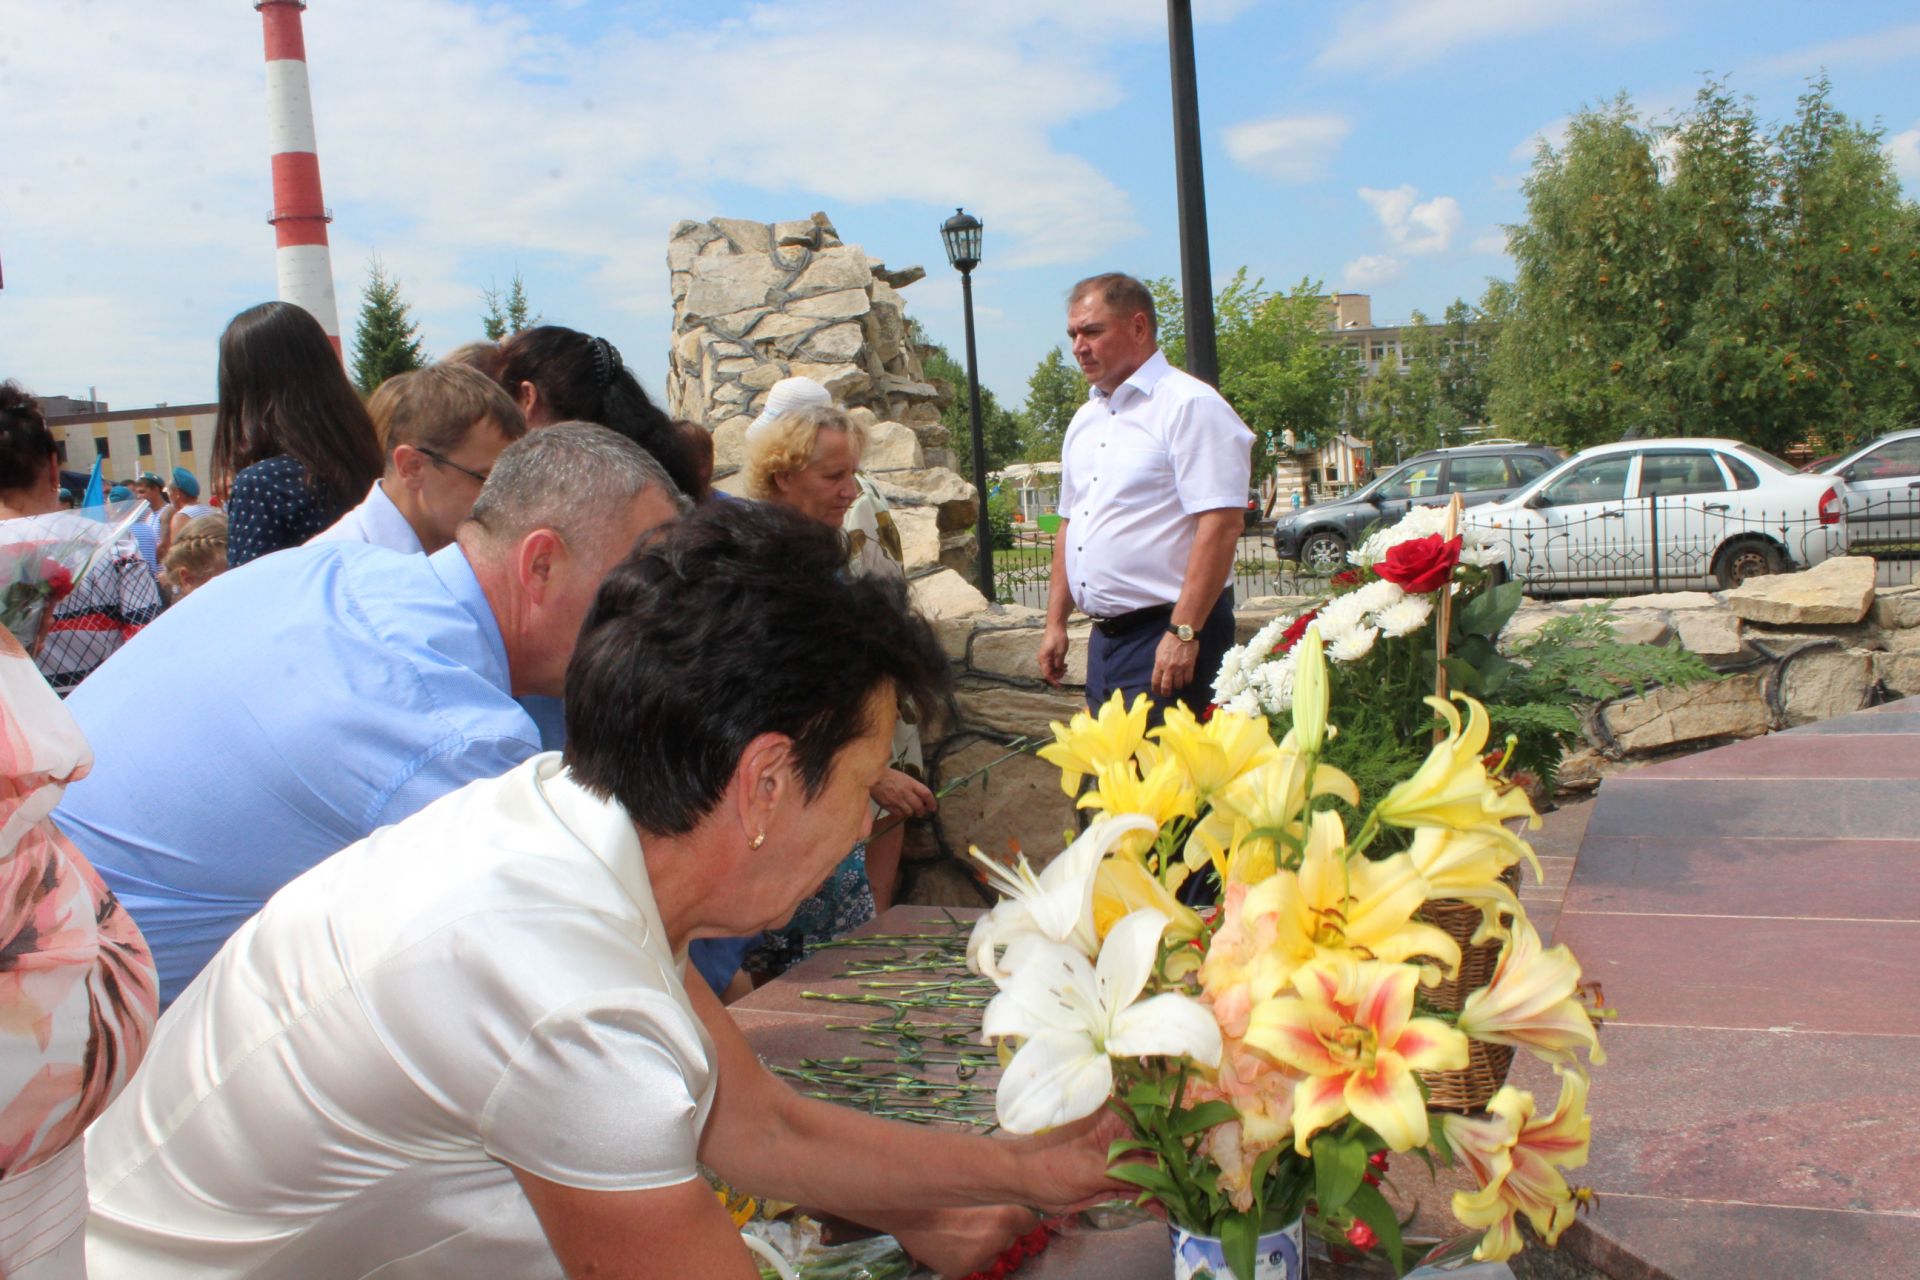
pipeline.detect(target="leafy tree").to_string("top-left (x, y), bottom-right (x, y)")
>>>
top-left (912, 319), bottom-right (1024, 476)
top-left (351, 256), bottom-right (427, 395)
top-left (1150, 269), bottom-right (1357, 484)
top-left (1490, 78), bottom-right (1920, 453)
top-left (1355, 309), bottom-right (1447, 461)
top-left (1018, 346), bottom-right (1085, 461)
top-left (481, 271), bottom-right (542, 341)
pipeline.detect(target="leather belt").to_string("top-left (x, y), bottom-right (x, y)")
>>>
top-left (1089, 603), bottom-right (1173, 639)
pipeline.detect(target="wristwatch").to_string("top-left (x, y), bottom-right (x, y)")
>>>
top-left (1168, 623), bottom-right (1197, 643)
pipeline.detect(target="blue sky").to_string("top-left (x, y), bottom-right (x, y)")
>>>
top-left (2, 0), bottom-right (1916, 415)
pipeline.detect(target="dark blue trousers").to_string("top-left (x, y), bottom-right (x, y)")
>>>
top-left (1085, 590), bottom-right (1236, 724)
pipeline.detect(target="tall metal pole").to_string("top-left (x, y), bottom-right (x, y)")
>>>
top-left (959, 268), bottom-right (994, 599)
top-left (1166, 0), bottom-right (1218, 386)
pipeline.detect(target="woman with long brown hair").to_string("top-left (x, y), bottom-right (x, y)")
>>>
top-left (210, 302), bottom-right (382, 566)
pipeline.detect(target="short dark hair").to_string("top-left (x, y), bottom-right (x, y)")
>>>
top-left (1069, 272), bottom-right (1158, 339)
top-left (495, 326), bottom-right (697, 498)
top-left (0, 381), bottom-right (56, 493)
top-left (563, 501), bottom-right (952, 836)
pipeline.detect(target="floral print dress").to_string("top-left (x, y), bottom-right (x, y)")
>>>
top-left (0, 632), bottom-right (157, 1275)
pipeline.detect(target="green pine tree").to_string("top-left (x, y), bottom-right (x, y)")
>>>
top-left (1017, 346), bottom-right (1086, 462)
top-left (910, 319), bottom-right (1023, 476)
top-left (351, 256), bottom-right (427, 395)
top-left (481, 271), bottom-right (542, 341)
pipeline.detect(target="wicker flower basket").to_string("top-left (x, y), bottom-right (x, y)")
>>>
top-left (1418, 865), bottom-right (1522, 1111)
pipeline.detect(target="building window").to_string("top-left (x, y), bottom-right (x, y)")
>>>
top-left (137, 432), bottom-right (152, 456)
top-left (177, 429), bottom-right (192, 454)
top-left (96, 437), bottom-right (110, 458)
top-left (55, 440), bottom-right (69, 464)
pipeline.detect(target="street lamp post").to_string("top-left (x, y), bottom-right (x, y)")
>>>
top-left (940, 207), bottom-right (995, 601)
top-left (1166, 0), bottom-right (1218, 386)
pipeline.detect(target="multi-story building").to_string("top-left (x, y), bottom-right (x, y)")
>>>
top-left (44, 401), bottom-right (217, 487)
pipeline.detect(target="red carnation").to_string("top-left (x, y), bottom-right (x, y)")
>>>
top-left (1374, 534), bottom-right (1462, 594)
top-left (1331, 569), bottom-right (1362, 587)
top-left (43, 564), bottom-right (75, 604)
top-left (1270, 609), bottom-right (1320, 658)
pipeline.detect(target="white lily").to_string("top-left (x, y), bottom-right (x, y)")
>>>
top-left (965, 813), bottom-right (1159, 980)
top-left (982, 909), bottom-right (1224, 1133)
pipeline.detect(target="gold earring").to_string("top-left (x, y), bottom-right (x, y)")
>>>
top-left (750, 831), bottom-right (766, 850)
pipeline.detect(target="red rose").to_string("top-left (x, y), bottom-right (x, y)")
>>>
top-left (1374, 534), bottom-right (1462, 594)
top-left (1331, 569), bottom-right (1362, 587)
top-left (1270, 609), bottom-right (1319, 658)
top-left (43, 564), bottom-right (75, 603)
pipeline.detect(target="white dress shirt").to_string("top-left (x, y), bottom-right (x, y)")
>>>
top-left (309, 479), bottom-right (424, 554)
top-left (86, 756), bottom-right (715, 1279)
top-left (1059, 350), bottom-right (1254, 617)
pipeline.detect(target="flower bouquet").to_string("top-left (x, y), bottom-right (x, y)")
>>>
top-left (1, 503), bottom-right (146, 651)
top-left (966, 631), bottom-right (1606, 1279)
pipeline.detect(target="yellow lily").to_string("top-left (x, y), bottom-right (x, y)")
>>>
top-left (1443, 1072), bottom-right (1591, 1261)
top-left (1036, 691), bottom-right (1151, 798)
top-left (1457, 915), bottom-right (1606, 1073)
top-left (1376, 695), bottom-right (1541, 846)
top-left (1093, 856), bottom-right (1204, 967)
top-left (1077, 757), bottom-right (1196, 861)
top-left (1186, 743), bottom-right (1358, 884)
top-left (1145, 705), bottom-right (1278, 802)
top-left (1199, 813), bottom-right (1461, 1007)
top-left (1290, 624), bottom-right (1330, 756)
top-left (1245, 956), bottom-right (1468, 1156)
top-left (1406, 827), bottom-right (1531, 943)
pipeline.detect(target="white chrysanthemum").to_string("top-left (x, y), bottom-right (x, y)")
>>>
top-left (1326, 625), bottom-right (1379, 663)
top-left (1373, 595), bottom-right (1434, 638)
top-left (1256, 656), bottom-right (1297, 713)
top-left (1315, 593), bottom-right (1369, 639)
top-left (1350, 578), bottom-right (1405, 614)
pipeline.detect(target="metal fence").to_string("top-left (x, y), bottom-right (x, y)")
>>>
top-left (994, 492), bottom-right (1918, 609)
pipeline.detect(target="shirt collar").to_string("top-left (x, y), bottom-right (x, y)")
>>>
top-left (361, 481), bottom-right (425, 555)
top-left (532, 758), bottom-right (684, 965)
top-left (426, 543), bottom-right (511, 694)
top-left (1091, 350), bottom-right (1173, 408)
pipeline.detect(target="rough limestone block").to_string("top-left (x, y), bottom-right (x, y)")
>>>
top-left (1870, 584), bottom-right (1920, 631)
top-left (673, 327), bottom-right (704, 370)
top-left (774, 219), bottom-right (820, 248)
top-left (739, 363), bottom-right (785, 392)
top-left (845, 406), bottom-right (879, 432)
top-left (714, 356), bottom-right (758, 375)
top-left (789, 288), bottom-right (873, 320)
top-left (861, 421), bottom-right (923, 472)
top-left (801, 323), bottom-right (866, 362)
top-left (1611, 591), bottom-right (1721, 612)
top-left (1554, 746), bottom-right (1638, 794)
top-left (1779, 648), bottom-right (1874, 727)
top-left (667, 223), bottom-right (722, 272)
top-left (1671, 609), bottom-right (1747, 664)
top-left (955, 679), bottom-right (1087, 738)
top-left (933, 615), bottom-right (975, 663)
top-left (1604, 611), bottom-right (1673, 647)
top-left (711, 416), bottom-right (751, 473)
top-left (788, 361), bottom-right (871, 400)
top-left (1499, 607), bottom-right (1568, 650)
top-left (711, 217), bottom-right (771, 254)
top-left (968, 623), bottom-right (1045, 682)
top-left (1742, 621), bottom-right (1880, 654)
top-left (894, 507), bottom-right (944, 573)
top-left (1880, 625), bottom-right (1920, 653)
top-left (878, 466), bottom-right (977, 509)
top-left (1602, 671), bottom-right (1769, 753)
top-left (1873, 652), bottom-right (1920, 697)
top-left (934, 738), bottom-right (1078, 866)
top-left (747, 312), bottom-right (816, 342)
top-left (792, 246), bottom-right (873, 296)
top-left (681, 254), bottom-right (787, 323)
top-left (1723, 555), bottom-right (1877, 625)
top-left (909, 568), bottom-right (991, 622)
top-left (874, 263), bottom-right (927, 288)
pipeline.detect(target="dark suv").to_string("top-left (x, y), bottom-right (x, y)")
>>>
top-left (1272, 442), bottom-right (1563, 572)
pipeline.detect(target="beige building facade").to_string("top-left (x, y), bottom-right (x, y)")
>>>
top-left (46, 404), bottom-right (216, 486)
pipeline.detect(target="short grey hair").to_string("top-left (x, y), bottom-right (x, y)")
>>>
top-left (467, 421), bottom-right (688, 557)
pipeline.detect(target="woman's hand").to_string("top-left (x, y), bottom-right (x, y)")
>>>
top-left (1010, 1108), bottom-right (1137, 1215)
top-left (870, 768), bottom-right (935, 818)
top-left (885, 1204), bottom-right (1039, 1278)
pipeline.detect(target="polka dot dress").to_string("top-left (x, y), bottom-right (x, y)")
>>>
top-left (226, 455), bottom-right (350, 567)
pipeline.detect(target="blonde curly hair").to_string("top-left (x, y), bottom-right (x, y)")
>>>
top-left (743, 404), bottom-right (867, 501)
top-left (161, 512), bottom-right (230, 600)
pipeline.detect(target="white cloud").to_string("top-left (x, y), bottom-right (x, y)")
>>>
top-left (1470, 229), bottom-right (1511, 256)
top-left (1510, 116), bottom-right (1572, 162)
top-left (1342, 254), bottom-right (1404, 288)
top-left (1749, 21), bottom-right (1920, 77)
top-left (1316, 0), bottom-right (1645, 77)
top-left (1890, 125), bottom-right (1920, 191)
top-left (1358, 185), bottom-right (1462, 255)
top-left (1223, 114), bottom-right (1352, 183)
top-left (0, 0), bottom-right (1164, 403)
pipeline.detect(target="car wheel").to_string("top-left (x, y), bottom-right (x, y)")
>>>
top-left (1714, 537), bottom-right (1786, 589)
top-left (1298, 530), bottom-right (1349, 576)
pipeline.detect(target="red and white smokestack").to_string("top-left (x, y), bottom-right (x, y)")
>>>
top-left (257, 0), bottom-right (341, 356)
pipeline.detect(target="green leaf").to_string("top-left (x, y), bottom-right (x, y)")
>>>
top-left (1107, 1137), bottom-right (1158, 1163)
top-left (1440, 656), bottom-right (1484, 695)
top-left (1170, 1100), bottom-right (1242, 1137)
top-left (1426, 1119), bottom-right (1456, 1165)
top-left (1248, 1145), bottom-right (1283, 1216)
top-left (1220, 1212), bottom-right (1259, 1280)
top-left (1108, 1162), bottom-right (1190, 1222)
top-left (1456, 580), bottom-right (1523, 638)
top-left (1124, 1081), bottom-right (1172, 1112)
top-left (1348, 1181), bottom-right (1406, 1273)
top-left (1310, 1131), bottom-right (1370, 1218)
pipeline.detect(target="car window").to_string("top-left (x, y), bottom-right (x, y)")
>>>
top-left (1510, 455), bottom-right (1552, 483)
top-left (1638, 450), bottom-right (1728, 498)
top-left (1446, 456), bottom-right (1510, 493)
top-left (1722, 454), bottom-right (1760, 490)
top-left (1734, 444), bottom-right (1796, 475)
top-left (1850, 437), bottom-right (1920, 481)
top-left (1539, 455), bottom-right (1631, 506)
top-left (1377, 461), bottom-right (1442, 501)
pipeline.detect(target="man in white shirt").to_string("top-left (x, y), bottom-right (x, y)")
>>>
top-left (86, 501), bottom-right (1115, 1279)
top-left (313, 363), bottom-right (526, 554)
top-left (1037, 273), bottom-right (1253, 718)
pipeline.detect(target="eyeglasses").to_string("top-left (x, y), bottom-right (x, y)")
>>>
top-left (419, 448), bottom-right (489, 485)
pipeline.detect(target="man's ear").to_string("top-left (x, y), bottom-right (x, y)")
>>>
top-left (514, 528), bottom-right (564, 604)
top-left (391, 444), bottom-right (428, 491)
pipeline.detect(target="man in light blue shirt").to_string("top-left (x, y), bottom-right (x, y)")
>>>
top-left (57, 424), bottom-right (684, 1004)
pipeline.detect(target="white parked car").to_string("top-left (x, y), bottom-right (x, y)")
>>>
top-left (1819, 427), bottom-right (1920, 549)
top-left (1464, 438), bottom-right (1847, 593)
